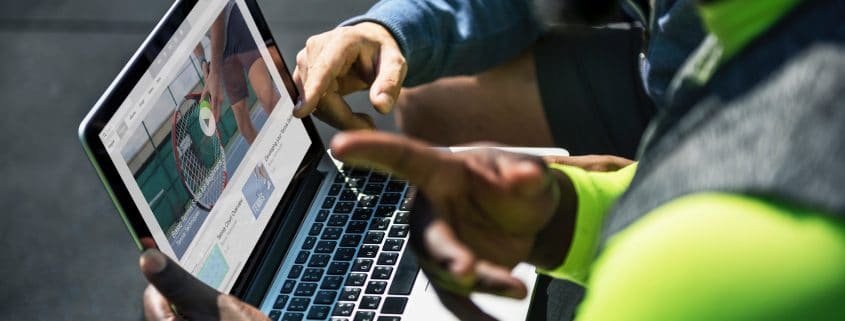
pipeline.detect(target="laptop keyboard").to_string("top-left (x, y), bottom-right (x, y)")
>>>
top-left (267, 166), bottom-right (418, 321)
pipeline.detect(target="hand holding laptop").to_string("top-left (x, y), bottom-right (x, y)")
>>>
top-left (141, 249), bottom-right (271, 321)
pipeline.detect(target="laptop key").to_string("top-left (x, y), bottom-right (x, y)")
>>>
top-left (377, 252), bottom-right (399, 266)
top-left (339, 287), bottom-right (362, 301)
top-left (358, 195), bottom-right (379, 208)
top-left (334, 202), bottom-right (355, 214)
top-left (354, 311), bottom-right (376, 321)
top-left (369, 218), bottom-right (390, 231)
top-left (340, 190), bottom-right (357, 201)
top-left (294, 283), bottom-right (318, 296)
top-left (352, 259), bottom-right (373, 272)
top-left (363, 232), bottom-right (384, 244)
top-left (322, 197), bottom-right (336, 209)
top-left (322, 228), bottom-right (343, 240)
top-left (333, 302), bottom-right (355, 316)
top-left (307, 305), bottom-right (331, 320)
top-left (346, 177), bottom-right (365, 189)
top-left (380, 193), bottom-right (401, 205)
top-left (327, 215), bottom-right (349, 227)
top-left (303, 237), bottom-right (317, 250)
top-left (352, 208), bottom-right (374, 221)
top-left (365, 281), bottom-right (388, 295)
top-left (288, 265), bottom-right (304, 279)
top-left (327, 261), bottom-right (350, 275)
top-left (399, 199), bottom-right (413, 211)
top-left (393, 212), bottom-right (409, 225)
top-left (388, 250), bottom-right (419, 295)
top-left (314, 290), bottom-right (338, 304)
top-left (345, 221), bottom-right (367, 234)
top-left (377, 317), bottom-right (400, 321)
top-left (281, 279), bottom-right (297, 294)
top-left (359, 296), bottom-right (381, 310)
top-left (372, 266), bottom-right (393, 280)
top-left (329, 184), bottom-right (342, 196)
top-left (273, 295), bottom-right (289, 309)
top-left (269, 310), bottom-right (282, 321)
top-left (388, 225), bottom-right (409, 238)
top-left (308, 254), bottom-right (330, 268)
top-left (282, 312), bottom-right (304, 321)
top-left (340, 235), bottom-right (361, 248)
top-left (315, 241), bottom-right (337, 254)
top-left (369, 172), bottom-right (388, 182)
top-left (288, 298), bottom-right (310, 311)
top-left (321, 276), bottom-right (344, 290)
top-left (333, 248), bottom-right (356, 261)
top-left (383, 239), bottom-right (404, 252)
top-left (404, 186), bottom-right (417, 198)
top-left (316, 210), bottom-right (330, 222)
top-left (345, 273), bottom-right (367, 286)
top-left (302, 268), bottom-right (324, 282)
top-left (385, 181), bottom-right (406, 193)
top-left (296, 250), bottom-right (311, 264)
top-left (381, 297), bottom-right (408, 314)
top-left (309, 223), bottom-right (324, 236)
top-left (364, 183), bottom-right (384, 195)
top-left (374, 206), bottom-right (395, 218)
top-left (357, 245), bottom-right (379, 258)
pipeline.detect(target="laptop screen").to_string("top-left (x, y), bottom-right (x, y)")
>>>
top-left (96, 0), bottom-right (309, 292)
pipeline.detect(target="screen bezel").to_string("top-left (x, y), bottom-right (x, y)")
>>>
top-left (78, 0), bottom-right (326, 297)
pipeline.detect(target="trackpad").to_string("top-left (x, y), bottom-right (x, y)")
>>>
top-left (403, 263), bottom-right (537, 321)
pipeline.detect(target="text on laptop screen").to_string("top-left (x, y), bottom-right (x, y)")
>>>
top-left (97, 0), bottom-right (309, 292)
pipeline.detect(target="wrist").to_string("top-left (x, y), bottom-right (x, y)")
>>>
top-left (354, 22), bottom-right (400, 49)
top-left (527, 168), bottom-right (577, 270)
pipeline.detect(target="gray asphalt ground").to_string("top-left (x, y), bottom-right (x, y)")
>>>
top-left (0, 1), bottom-right (390, 320)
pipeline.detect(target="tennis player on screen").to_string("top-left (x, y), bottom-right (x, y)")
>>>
top-left (201, 1), bottom-right (279, 145)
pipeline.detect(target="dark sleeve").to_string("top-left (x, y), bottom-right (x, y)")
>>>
top-left (341, 0), bottom-right (543, 86)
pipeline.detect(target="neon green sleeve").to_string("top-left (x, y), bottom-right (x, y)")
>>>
top-left (538, 163), bottom-right (637, 284)
top-left (576, 193), bottom-right (845, 321)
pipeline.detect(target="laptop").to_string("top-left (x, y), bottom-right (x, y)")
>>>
top-left (79, 1), bottom-right (568, 320)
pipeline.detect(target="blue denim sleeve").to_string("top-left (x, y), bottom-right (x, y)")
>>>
top-left (341, 0), bottom-right (542, 86)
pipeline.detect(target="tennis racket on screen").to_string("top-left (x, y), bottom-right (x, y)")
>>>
top-left (172, 93), bottom-right (228, 211)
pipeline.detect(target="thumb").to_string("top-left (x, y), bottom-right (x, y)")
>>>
top-left (140, 249), bottom-right (221, 320)
top-left (473, 261), bottom-right (528, 299)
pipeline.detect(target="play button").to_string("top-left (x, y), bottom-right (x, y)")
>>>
top-left (198, 102), bottom-right (216, 137)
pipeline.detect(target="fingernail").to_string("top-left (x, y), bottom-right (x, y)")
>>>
top-left (333, 132), bottom-right (349, 141)
top-left (377, 93), bottom-right (394, 107)
top-left (140, 249), bottom-right (167, 274)
top-left (294, 98), bottom-right (303, 111)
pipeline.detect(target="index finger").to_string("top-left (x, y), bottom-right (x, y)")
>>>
top-left (329, 131), bottom-right (454, 192)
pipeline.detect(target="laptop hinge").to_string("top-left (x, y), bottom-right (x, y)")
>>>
top-left (239, 166), bottom-right (325, 305)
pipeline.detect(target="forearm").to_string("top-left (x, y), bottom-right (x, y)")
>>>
top-left (575, 193), bottom-right (845, 320)
top-left (341, 0), bottom-right (543, 86)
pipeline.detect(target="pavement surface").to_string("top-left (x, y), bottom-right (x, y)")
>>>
top-left (0, 1), bottom-right (390, 320)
